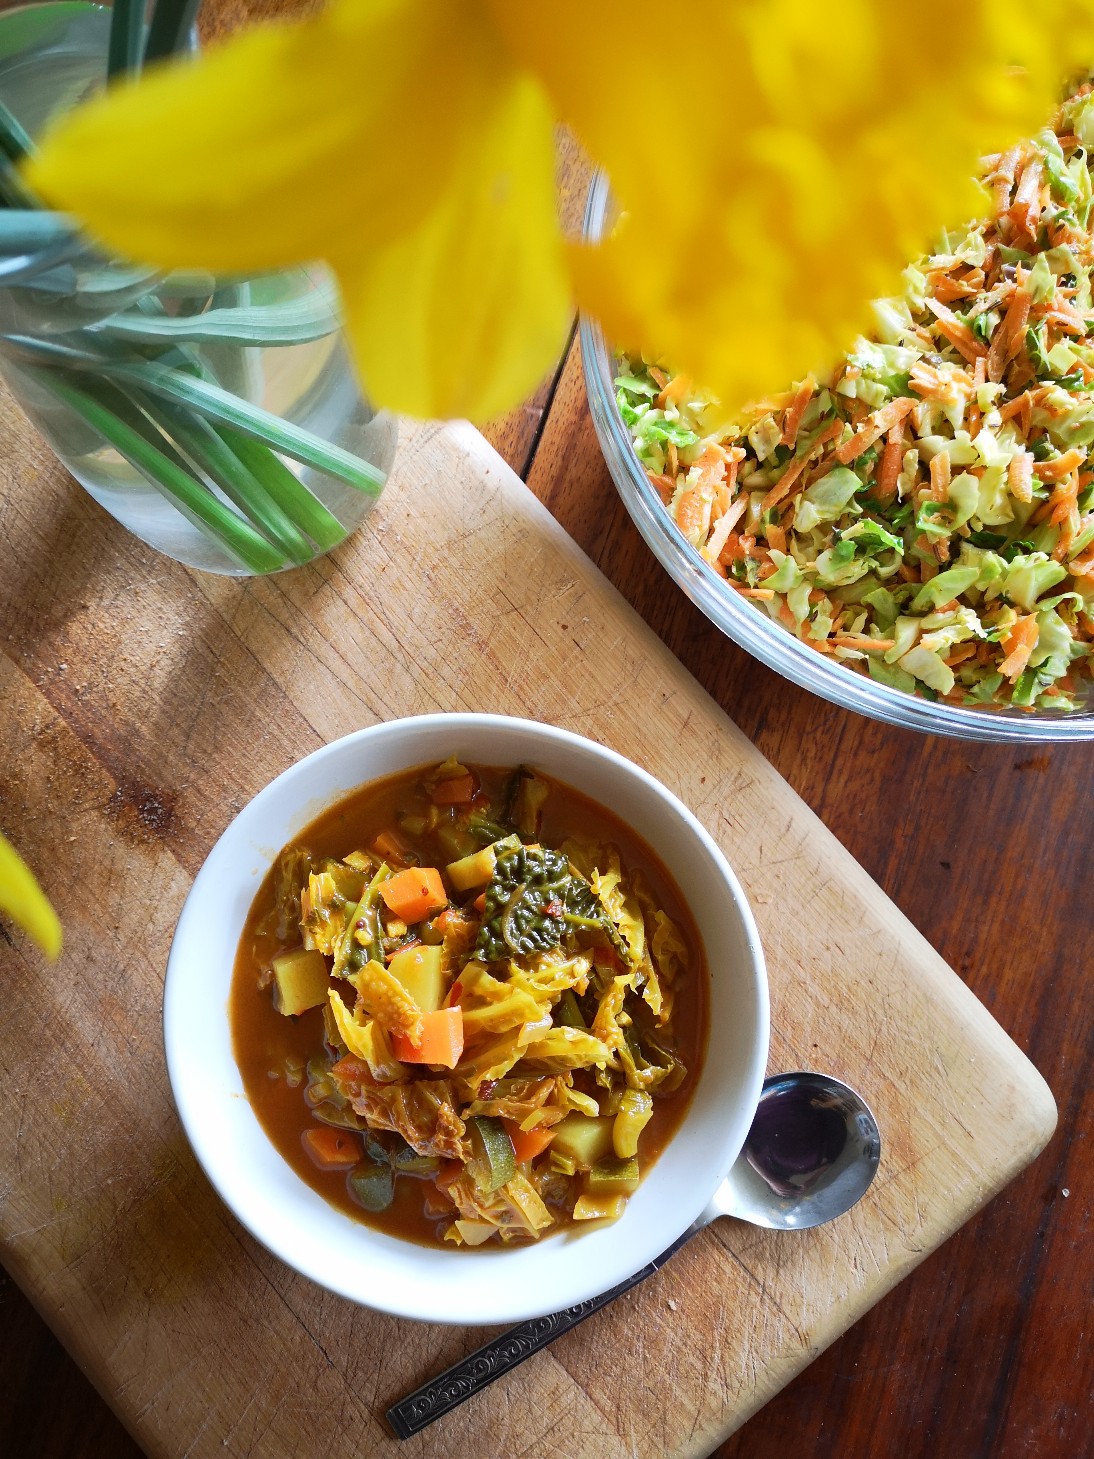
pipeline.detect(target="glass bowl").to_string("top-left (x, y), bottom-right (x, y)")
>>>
top-left (580, 172), bottom-right (1094, 743)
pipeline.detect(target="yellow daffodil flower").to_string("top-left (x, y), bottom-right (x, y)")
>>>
top-left (0, 831), bottom-right (62, 960)
top-left (23, 0), bottom-right (1094, 422)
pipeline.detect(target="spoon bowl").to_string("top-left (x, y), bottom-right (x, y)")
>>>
top-left (709, 1072), bottom-right (882, 1230)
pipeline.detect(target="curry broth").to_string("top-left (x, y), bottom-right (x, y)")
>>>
top-left (231, 762), bottom-right (710, 1247)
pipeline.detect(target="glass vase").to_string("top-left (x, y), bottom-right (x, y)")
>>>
top-left (0, 2), bottom-right (397, 576)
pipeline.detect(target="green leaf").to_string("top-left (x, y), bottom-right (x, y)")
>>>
top-left (94, 286), bottom-right (340, 347)
top-left (476, 845), bottom-right (612, 962)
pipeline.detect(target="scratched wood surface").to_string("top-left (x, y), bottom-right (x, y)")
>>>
top-left (0, 370), bottom-right (1064, 1459)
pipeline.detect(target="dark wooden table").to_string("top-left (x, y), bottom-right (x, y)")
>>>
top-left (1, 2), bottom-right (1091, 1455)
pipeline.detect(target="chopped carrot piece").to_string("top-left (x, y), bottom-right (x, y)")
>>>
top-left (392, 1006), bottom-right (464, 1067)
top-left (370, 827), bottom-right (411, 863)
top-left (429, 772), bottom-right (477, 806)
top-left (379, 866), bottom-right (448, 923)
top-left (303, 1127), bottom-right (361, 1169)
top-left (502, 1119), bottom-right (556, 1164)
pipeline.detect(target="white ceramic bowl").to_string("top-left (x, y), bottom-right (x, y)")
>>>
top-left (164, 714), bottom-right (769, 1326)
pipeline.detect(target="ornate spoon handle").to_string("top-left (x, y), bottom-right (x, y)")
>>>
top-left (386, 1226), bottom-right (697, 1439)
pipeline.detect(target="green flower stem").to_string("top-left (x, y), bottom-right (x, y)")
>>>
top-left (107, 0), bottom-right (145, 80)
top-left (144, 0), bottom-right (202, 64)
top-left (104, 359), bottom-right (386, 494)
top-left (214, 425), bottom-right (350, 554)
top-left (0, 212), bottom-right (75, 255)
top-left (32, 368), bottom-right (287, 574)
top-left (0, 98), bottom-right (32, 163)
top-left (147, 397), bottom-right (317, 565)
top-left (96, 288), bottom-right (340, 346)
top-left (0, 332), bottom-right (385, 494)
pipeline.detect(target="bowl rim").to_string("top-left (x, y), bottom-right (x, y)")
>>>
top-left (579, 170), bottom-right (1094, 743)
top-left (163, 712), bottom-right (770, 1325)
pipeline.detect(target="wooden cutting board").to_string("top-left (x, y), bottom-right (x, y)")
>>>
top-left (0, 409), bottom-right (1056, 1459)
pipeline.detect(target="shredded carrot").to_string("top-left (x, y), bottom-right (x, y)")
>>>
top-left (1009, 155), bottom-right (1044, 239)
top-left (701, 495), bottom-right (747, 565)
top-left (998, 615), bottom-right (1039, 681)
top-left (943, 642), bottom-right (980, 667)
top-left (733, 586), bottom-right (776, 599)
top-left (760, 453), bottom-right (809, 512)
top-left (828, 635), bottom-right (896, 651)
top-left (928, 451), bottom-right (951, 501)
top-left (925, 298), bottom-right (988, 363)
top-left (780, 376), bottom-right (815, 446)
top-left (1035, 448), bottom-right (1085, 483)
top-left (835, 397), bottom-right (916, 464)
top-left (1007, 451), bottom-right (1034, 504)
top-left (873, 421), bottom-right (905, 503)
top-left (675, 488), bottom-right (707, 540)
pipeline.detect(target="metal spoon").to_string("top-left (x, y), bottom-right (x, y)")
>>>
top-left (387, 1072), bottom-right (881, 1439)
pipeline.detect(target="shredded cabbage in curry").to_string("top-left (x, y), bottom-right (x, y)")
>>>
top-left (255, 760), bottom-right (693, 1246)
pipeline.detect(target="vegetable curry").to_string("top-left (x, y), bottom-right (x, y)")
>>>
top-left (231, 759), bottom-right (708, 1248)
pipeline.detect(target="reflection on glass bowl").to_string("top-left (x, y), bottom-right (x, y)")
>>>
top-left (580, 172), bottom-right (1094, 743)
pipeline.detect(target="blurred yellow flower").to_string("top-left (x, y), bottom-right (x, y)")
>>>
top-left (22, 0), bottom-right (1094, 421)
top-left (0, 831), bottom-right (62, 960)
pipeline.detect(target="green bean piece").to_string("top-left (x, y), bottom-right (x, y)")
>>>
top-left (349, 1158), bottom-right (394, 1213)
top-left (467, 1116), bottom-right (516, 1193)
top-left (554, 988), bottom-right (587, 1029)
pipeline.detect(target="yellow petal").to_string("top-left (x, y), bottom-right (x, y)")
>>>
top-left (24, 0), bottom-right (569, 420)
top-left (25, 0), bottom-right (504, 272)
top-left (333, 66), bottom-right (569, 420)
top-left (0, 832), bottom-right (62, 960)
top-left (488, 0), bottom-right (1094, 412)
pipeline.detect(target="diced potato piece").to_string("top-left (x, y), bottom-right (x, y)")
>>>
top-left (446, 844), bottom-right (499, 893)
top-left (586, 1156), bottom-right (640, 1195)
top-left (271, 948), bottom-right (330, 1016)
top-left (387, 943), bottom-right (445, 1011)
top-left (453, 1219), bottom-right (496, 1246)
top-left (572, 1193), bottom-right (627, 1222)
top-left (548, 1115), bottom-right (616, 1170)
